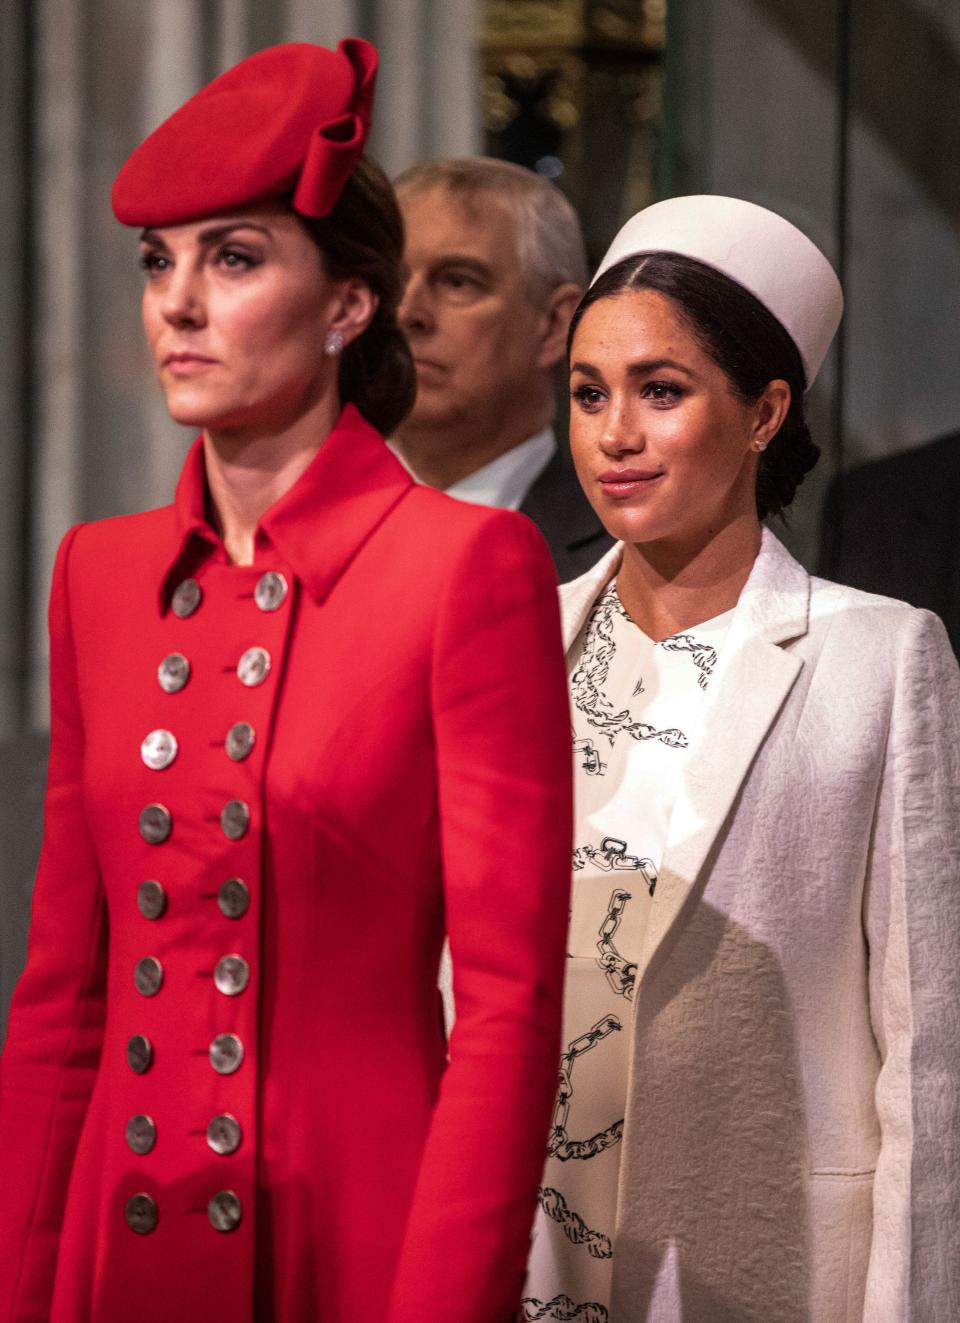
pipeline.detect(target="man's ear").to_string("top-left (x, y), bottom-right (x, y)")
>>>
top-left (536, 282), bottom-right (583, 371)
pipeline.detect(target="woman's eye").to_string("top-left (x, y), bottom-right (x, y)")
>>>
top-left (139, 251), bottom-right (170, 275)
top-left (571, 384), bottom-right (606, 411)
top-left (642, 380), bottom-right (684, 404)
top-left (218, 248), bottom-right (257, 271)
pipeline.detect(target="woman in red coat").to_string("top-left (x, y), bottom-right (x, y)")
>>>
top-left (0, 40), bottom-right (572, 1323)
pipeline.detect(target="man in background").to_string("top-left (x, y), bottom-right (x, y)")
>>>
top-left (393, 157), bottom-right (613, 582)
top-left (819, 429), bottom-right (960, 658)
top-left (0, 732), bottom-right (47, 1044)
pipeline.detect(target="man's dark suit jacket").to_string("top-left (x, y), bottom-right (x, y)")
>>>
top-left (520, 444), bottom-right (615, 583)
top-left (818, 431), bottom-right (960, 657)
top-left (0, 732), bottom-right (48, 1045)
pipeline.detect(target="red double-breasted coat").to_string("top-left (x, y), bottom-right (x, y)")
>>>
top-left (0, 407), bottom-right (573, 1322)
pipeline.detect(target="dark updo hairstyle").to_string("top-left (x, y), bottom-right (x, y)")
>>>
top-left (299, 157), bottom-right (416, 437)
top-left (567, 252), bottom-right (820, 521)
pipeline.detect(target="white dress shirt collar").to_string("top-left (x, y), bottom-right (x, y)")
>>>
top-left (389, 427), bottom-right (556, 511)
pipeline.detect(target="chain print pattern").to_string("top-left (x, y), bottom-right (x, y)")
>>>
top-left (572, 837), bottom-right (637, 873)
top-left (659, 631), bottom-right (718, 689)
top-left (573, 737), bottom-right (606, 777)
top-left (570, 587), bottom-right (686, 749)
top-left (519, 1296), bottom-right (609, 1322)
top-left (549, 1015), bottom-right (625, 1162)
top-left (595, 888), bottom-right (638, 1000)
top-left (538, 1186), bottom-right (613, 1259)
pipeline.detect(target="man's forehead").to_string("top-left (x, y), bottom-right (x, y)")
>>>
top-left (400, 185), bottom-right (518, 266)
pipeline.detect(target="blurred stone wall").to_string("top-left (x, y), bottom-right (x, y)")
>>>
top-left (664, 0), bottom-right (960, 568)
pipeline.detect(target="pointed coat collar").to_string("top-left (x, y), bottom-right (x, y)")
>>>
top-left (562, 528), bottom-right (811, 986)
top-left (159, 404), bottom-right (414, 613)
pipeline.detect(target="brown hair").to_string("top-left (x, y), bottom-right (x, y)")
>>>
top-left (299, 157), bottom-right (416, 437)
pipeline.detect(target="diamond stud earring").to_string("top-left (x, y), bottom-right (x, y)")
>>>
top-left (324, 328), bottom-right (344, 357)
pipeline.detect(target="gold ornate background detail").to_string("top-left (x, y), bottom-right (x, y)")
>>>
top-left (481, 1), bottom-right (667, 266)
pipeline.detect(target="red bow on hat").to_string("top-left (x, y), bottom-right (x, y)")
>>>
top-left (293, 38), bottom-right (376, 218)
top-left (112, 38), bottom-right (378, 228)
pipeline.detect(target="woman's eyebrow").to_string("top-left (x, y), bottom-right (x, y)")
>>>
top-left (571, 357), bottom-right (696, 376)
top-left (195, 221), bottom-right (273, 244)
top-left (626, 357), bottom-right (695, 376)
top-left (138, 222), bottom-right (273, 247)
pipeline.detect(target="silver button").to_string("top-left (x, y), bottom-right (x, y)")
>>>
top-left (209, 1032), bottom-right (244, 1075)
top-left (254, 571), bottom-right (288, 612)
top-left (138, 803), bottom-right (172, 845)
top-left (171, 578), bottom-right (202, 619)
top-left (137, 880), bottom-right (166, 920)
top-left (225, 721), bottom-right (255, 762)
top-left (126, 1034), bottom-right (153, 1074)
top-left (125, 1114), bottom-right (157, 1155)
top-left (214, 954), bottom-right (250, 997)
top-left (157, 651), bottom-right (191, 694)
top-left (217, 878), bottom-right (250, 919)
top-left (206, 1113), bottom-right (242, 1156)
top-left (208, 1189), bottom-right (242, 1233)
top-left (220, 799), bottom-right (250, 841)
top-left (141, 728), bottom-right (178, 771)
top-left (236, 646), bottom-right (270, 687)
top-left (134, 956), bottom-right (163, 997)
top-left (125, 1192), bottom-right (158, 1234)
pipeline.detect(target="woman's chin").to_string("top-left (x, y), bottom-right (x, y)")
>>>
top-left (595, 505), bottom-right (667, 548)
top-left (161, 395), bottom-right (236, 432)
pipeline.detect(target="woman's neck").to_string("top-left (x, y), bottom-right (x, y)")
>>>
top-left (616, 513), bottom-right (762, 641)
top-left (203, 393), bottom-right (342, 565)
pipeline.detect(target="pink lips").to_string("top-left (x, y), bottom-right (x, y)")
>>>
top-left (597, 467), bottom-right (664, 499)
top-left (163, 351), bottom-right (218, 376)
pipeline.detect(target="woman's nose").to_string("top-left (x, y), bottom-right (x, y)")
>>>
top-left (599, 400), bottom-right (643, 455)
top-left (161, 266), bottom-right (206, 329)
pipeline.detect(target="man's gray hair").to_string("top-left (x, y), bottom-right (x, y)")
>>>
top-left (394, 157), bottom-right (588, 302)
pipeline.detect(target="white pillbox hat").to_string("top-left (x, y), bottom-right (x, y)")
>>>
top-left (592, 195), bottom-right (843, 387)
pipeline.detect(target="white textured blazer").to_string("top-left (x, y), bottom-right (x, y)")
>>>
top-left (559, 529), bottom-right (960, 1323)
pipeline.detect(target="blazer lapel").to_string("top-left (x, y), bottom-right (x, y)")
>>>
top-left (559, 542), bottom-right (624, 652)
top-left (639, 531), bottom-right (810, 982)
top-left (559, 531), bottom-right (812, 985)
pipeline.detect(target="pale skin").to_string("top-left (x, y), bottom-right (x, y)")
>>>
top-left (394, 184), bottom-right (581, 489)
top-left (568, 288), bottom-right (790, 640)
top-left (140, 198), bottom-right (377, 565)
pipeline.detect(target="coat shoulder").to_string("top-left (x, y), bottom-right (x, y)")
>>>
top-left (806, 574), bottom-right (953, 666)
top-left (65, 505), bottom-right (177, 563)
top-left (396, 483), bottom-right (549, 558)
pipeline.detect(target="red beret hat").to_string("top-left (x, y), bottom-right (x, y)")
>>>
top-left (112, 38), bottom-right (377, 227)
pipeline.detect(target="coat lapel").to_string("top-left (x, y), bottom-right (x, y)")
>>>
top-left (559, 542), bottom-right (623, 652)
top-left (560, 530), bottom-right (811, 984)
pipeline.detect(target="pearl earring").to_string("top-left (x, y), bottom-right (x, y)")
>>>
top-left (754, 439), bottom-right (768, 452)
top-left (324, 328), bottom-right (344, 357)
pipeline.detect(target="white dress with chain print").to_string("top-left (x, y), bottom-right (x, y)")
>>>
top-left (522, 582), bottom-right (732, 1323)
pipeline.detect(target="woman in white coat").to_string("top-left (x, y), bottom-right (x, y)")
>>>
top-left (523, 196), bottom-right (960, 1323)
